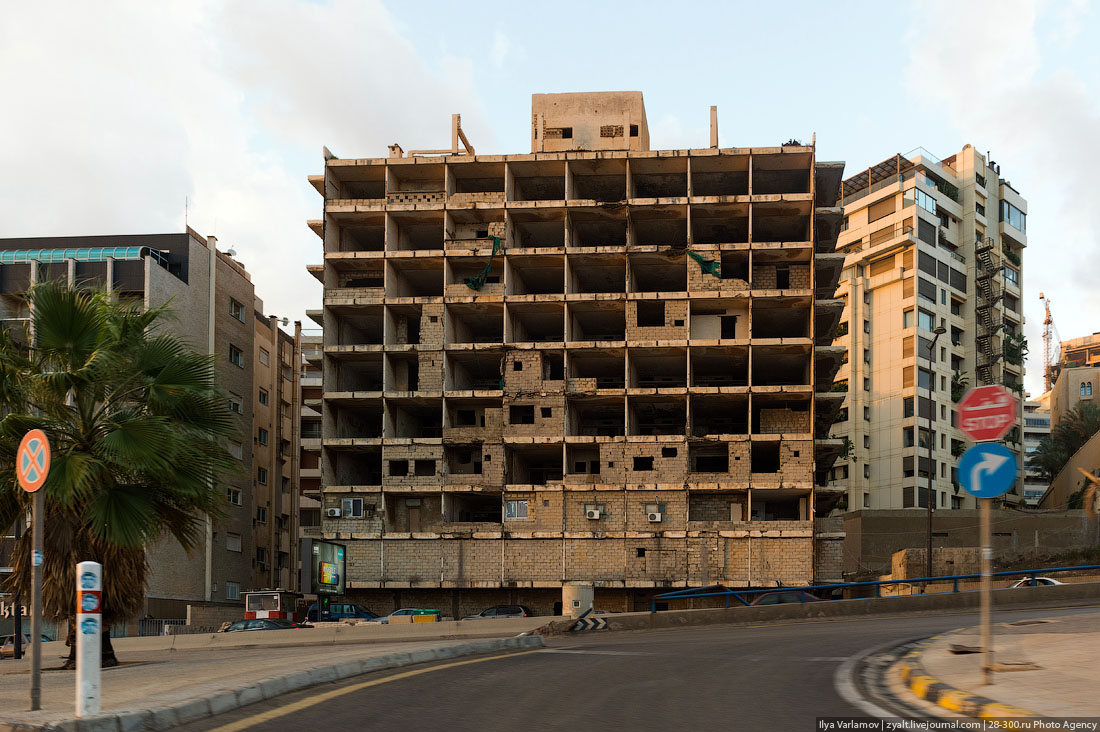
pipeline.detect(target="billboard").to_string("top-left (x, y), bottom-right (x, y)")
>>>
top-left (302, 539), bottom-right (346, 596)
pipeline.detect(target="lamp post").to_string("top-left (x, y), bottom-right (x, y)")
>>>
top-left (926, 325), bottom-right (947, 580)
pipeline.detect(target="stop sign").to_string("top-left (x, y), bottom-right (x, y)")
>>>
top-left (957, 385), bottom-right (1018, 442)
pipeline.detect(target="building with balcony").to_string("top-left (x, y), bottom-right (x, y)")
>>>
top-left (308, 91), bottom-right (846, 615)
top-left (251, 305), bottom-right (302, 591)
top-left (826, 146), bottom-right (1027, 510)
top-left (298, 328), bottom-right (324, 542)
top-left (0, 231), bottom-right (289, 624)
top-left (1022, 398), bottom-right (1052, 505)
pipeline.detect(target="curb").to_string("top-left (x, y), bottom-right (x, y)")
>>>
top-left (0, 635), bottom-right (545, 732)
top-left (896, 635), bottom-right (1039, 720)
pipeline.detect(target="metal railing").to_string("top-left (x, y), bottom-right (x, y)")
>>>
top-left (139, 618), bottom-right (187, 636)
top-left (651, 563), bottom-right (1100, 611)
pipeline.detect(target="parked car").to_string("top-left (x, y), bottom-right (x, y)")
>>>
top-left (306, 602), bottom-right (379, 622)
top-left (749, 590), bottom-right (823, 606)
top-left (463, 605), bottom-right (534, 620)
top-left (0, 634), bottom-right (52, 659)
top-left (1008, 577), bottom-right (1066, 588)
top-left (220, 619), bottom-right (313, 632)
top-left (367, 608), bottom-right (442, 624)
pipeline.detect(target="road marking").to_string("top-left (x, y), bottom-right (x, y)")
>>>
top-left (205, 649), bottom-right (543, 732)
top-left (539, 649), bottom-right (651, 656)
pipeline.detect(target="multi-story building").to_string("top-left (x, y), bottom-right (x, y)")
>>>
top-left (298, 328), bottom-right (324, 541)
top-left (827, 146), bottom-right (1027, 510)
top-left (308, 91), bottom-right (846, 615)
top-left (251, 304), bottom-right (301, 591)
top-left (0, 231), bottom-right (284, 624)
top-left (1022, 399), bottom-right (1052, 505)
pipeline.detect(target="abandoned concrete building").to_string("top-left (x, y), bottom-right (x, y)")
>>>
top-left (307, 92), bottom-right (846, 615)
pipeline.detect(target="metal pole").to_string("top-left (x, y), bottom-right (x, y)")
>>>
top-left (13, 515), bottom-right (23, 660)
top-left (926, 329), bottom-right (944, 582)
top-left (29, 490), bottom-right (43, 711)
top-left (980, 497), bottom-right (993, 685)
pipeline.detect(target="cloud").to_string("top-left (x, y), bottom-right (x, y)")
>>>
top-left (904, 0), bottom-right (1100, 397)
top-left (491, 31), bottom-right (511, 69)
top-left (0, 0), bottom-right (491, 327)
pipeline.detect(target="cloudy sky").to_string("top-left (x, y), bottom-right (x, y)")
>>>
top-left (2, 0), bottom-right (1096, 396)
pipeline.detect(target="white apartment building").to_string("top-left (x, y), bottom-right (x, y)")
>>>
top-left (826, 145), bottom-right (1027, 510)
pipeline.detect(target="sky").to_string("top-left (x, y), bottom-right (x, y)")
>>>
top-left (2, 0), bottom-right (1097, 398)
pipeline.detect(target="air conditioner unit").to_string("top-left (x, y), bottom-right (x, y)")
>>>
top-left (586, 509), bottom-right (602, 520)
top-left (325, 507), bottom-right (342, 517)
top-left (647, 512), bottom-right (663, 523)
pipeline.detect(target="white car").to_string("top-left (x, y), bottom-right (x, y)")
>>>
top-left (1007, 577), bottom-right (1065, 588)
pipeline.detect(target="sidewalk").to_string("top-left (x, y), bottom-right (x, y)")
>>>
top-left (895, 610), bottom-right (1100, 718)
top-left (0, 632), bottom-right (544, 731)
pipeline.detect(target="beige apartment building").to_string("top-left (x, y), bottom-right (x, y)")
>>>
top-left (0, 231), bottom-right (292, 628)
top-left (827, 146), bottom-right (1027, 510)
top-left (298, 328), bottom-right (324, 541)
top-left (308, 91), bottom-right (846, 615)
top-left (251, 306), bottom-right (301, 592)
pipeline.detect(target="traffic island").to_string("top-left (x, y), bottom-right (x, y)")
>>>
top-left (892, 610), bottom-right (1100, 719)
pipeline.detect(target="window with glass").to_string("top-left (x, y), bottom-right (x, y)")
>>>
top-left (258, 428), bottom-right (269, 445)
top-left (918, 367), bottom-right (934, 391)
top-left (259, 348), bottom-right (270, 366)
top-left (903, 309), bottom-right (914, 328)
top-left (226, 582), bottom-right (241, 601)
top-left (1003, 266), bottom-right (1019, 285)
top-left (230, 298), bottom-right (245, 322)
top-left (257, 506), bottom-right (267, 524)
top-left (505, 500), bottom-right (529, 520)
top-left (1000, 200), bottom-right (1026, 232)
top-left (258, 388), bottom-right (269, 405)
top-left (917, 309), bottom-right (935, 331)
top-left (914, 188), bottom-right (937, 214)
top-left (229, 345), bottom-right (244, 368)
top-left (227, 487), bottom-right (242, 505)
top-left (257, 467), bottom-right (269, 485)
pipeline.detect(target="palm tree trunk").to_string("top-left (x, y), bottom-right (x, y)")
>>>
top-left (60, 621), bottom-right (119, 668)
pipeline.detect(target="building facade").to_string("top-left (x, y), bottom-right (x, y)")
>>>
top-left (1022, 399), bottom-right (1051, 505)
top-left (827, 146), bottom-right (1027, 510)
top-left (298, 328), bottom-right (324, 542)
top-left (308, 91), bottom-right (846, 615)
top-left (0, 231), bottom-right (292, 623)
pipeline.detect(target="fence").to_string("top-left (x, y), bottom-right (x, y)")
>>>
top-left (138, 618), bottom-right (187, 637)
top-left (651, 563), bottom-right (1100, 611)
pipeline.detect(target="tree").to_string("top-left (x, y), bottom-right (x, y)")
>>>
top-left (0, 283), bottom-right (236, 667)
top-left (1027, 403), bottom-right (1100, 482)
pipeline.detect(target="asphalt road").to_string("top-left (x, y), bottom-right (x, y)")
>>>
top-left (182, 606), bottom-right (1096, 732)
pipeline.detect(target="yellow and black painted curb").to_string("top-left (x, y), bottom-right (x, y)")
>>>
top-left (897, 635), bottom-right (1039, 720)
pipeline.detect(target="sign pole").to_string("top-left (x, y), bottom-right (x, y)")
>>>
top-left (76, 561), bottom-right (103, 717)
top-left (980, 497), bottom-right (993, 685)
top-left (29, 489), bottom-right (43, 711)
top-left (13, 516), bottom-right (23, 661)
top-left (16, 428), bottom-right (52, 712)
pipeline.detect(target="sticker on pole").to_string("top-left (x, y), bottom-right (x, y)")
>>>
top-left (959, 443), bottom-right (1018, 498)
top-left (957, 385), bottom-right (1017, 442)
top-left (16, 429), bottom-right (50, 493)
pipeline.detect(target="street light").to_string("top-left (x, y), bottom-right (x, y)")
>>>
top-left (926, 325), bottom-right (947, 580)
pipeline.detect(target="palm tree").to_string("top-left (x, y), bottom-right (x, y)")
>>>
top-left (1027, 403), bottom-right (1100, 483)
top-left (0, 282), bottom-right (237, 666)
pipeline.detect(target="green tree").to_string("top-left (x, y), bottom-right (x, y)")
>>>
top-left (0, 283), bottom-right (236, 666)
top-left (1026, 403), bottom-right (1100, 482)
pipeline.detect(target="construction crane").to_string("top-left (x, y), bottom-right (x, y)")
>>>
top-left (1039, 292), bottom-right (1061, 392)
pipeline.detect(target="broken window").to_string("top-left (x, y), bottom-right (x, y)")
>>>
top-left (510, 405), bottom-right (535, 424)
top-left (637, 301), bottom-right (665, 327)
top-left (389, 460), bottom-right (409, 477)
top-left (632, 456), bottom-right (654, 471)
top-left (414, 460), bottom-right (436, 476)
top-left (750, 443), bottom-right (781, 473)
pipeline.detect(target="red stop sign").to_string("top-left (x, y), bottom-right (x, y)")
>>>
top-left (957, 385), bottom-right (1018, 442)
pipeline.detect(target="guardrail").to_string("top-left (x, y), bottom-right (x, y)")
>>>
top-left (651, 563), bottom-right (1100, 612)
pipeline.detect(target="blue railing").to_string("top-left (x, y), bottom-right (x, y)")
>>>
top-left (650, 564), bottom-right (1100, 612)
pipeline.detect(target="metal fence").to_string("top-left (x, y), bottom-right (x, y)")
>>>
top-left (138, 618), bottom-right (187, 636)
top-left (651, 563), bottom-right (1100, 612)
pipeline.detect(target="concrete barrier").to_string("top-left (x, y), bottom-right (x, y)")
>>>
top-left (541, 581), bottom-right (1100, 635)
top-left (105, 615), bottom-right (551, 654)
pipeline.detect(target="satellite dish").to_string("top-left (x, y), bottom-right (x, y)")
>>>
top-left (226, 248), bottom-right (237, 257)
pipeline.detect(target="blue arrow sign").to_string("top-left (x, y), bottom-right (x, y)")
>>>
top-left (958, 443), bottom-right (1018, 498)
